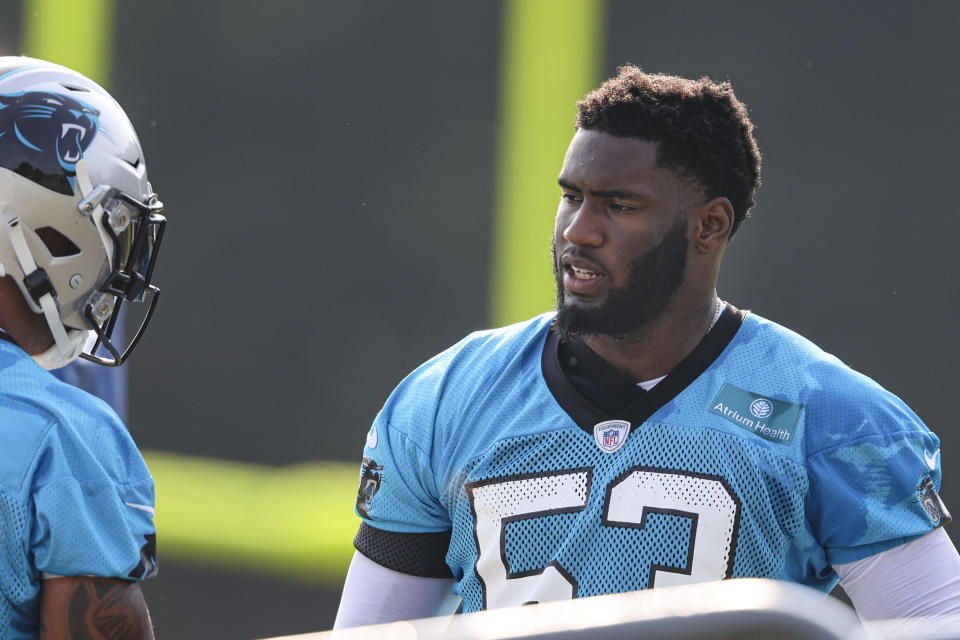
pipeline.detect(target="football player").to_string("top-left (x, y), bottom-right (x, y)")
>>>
top-left (0, 57), bottom-right (165, 638)
top-left (335, 66), bottom-right (960, 629)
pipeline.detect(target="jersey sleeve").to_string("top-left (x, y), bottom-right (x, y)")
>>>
top-left (353, 413), bottom-right (450, 533)
top-left (806, 389), bottom-right (950, 566)
top-left (352, 345), bottom-right (465, 576)
top-left (352, 413), bottom-right (455, 577)
top-left (29, 415), bottom-right (157, 581)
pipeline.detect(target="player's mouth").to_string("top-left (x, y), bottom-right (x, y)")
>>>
top-left (562, 257), bottom-right (606, 295)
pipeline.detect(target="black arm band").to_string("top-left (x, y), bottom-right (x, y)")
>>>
top-left (353, 522), bottom-right (454, 578)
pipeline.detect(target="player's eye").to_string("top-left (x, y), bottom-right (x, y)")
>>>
top-left (560, 192), bottom-right (582, 204)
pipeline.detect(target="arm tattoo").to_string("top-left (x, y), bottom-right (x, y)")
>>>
top-left (65, 579), bottom-right (154, 640)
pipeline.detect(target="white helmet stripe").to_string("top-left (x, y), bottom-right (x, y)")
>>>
top-left (74, 155), bottom-right (93, 197)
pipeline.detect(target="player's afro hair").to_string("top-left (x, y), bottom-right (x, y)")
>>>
top-left (576, 65), bottom-right (762, 238)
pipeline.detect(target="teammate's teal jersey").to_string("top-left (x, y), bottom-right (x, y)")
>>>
top-left (354, 306), bottom-right (949, 613)
top-left (0, 338), bottom-right (156, 638)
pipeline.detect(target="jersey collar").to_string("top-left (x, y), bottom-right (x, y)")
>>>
top-left (542, 303), bottom-right (746, 435)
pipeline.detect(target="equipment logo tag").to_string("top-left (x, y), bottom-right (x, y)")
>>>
top-left (709, 383), bottom-right (803, 445)
top-left (918, 477), bottom-right (952, 528)
top-left (593, 419), bottom-right (630, 454)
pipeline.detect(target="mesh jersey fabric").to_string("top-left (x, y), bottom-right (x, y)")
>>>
top-left (353, 309), bottom-right (947, 614)
top-left (0, 339), bottom-right (156, 639)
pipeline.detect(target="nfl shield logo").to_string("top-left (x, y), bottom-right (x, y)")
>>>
top-left (593, 419), bottom-right (630, 453)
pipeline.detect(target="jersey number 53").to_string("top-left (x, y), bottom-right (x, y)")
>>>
top-left (466, 466), bottom-right (741, 610)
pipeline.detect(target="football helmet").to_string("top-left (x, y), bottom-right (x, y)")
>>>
top-left (0, 57), bottom-right (165, 369)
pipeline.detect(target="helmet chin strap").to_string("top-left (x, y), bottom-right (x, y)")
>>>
top-left (3, 214), bottom-right (83, 367)
top-left (31, 329), bottom-right (89, 370)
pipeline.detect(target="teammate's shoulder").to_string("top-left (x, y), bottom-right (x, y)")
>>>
top-left (0, 342), bottom-right (143, 490)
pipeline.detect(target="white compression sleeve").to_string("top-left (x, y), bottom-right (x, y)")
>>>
top-left (334, 551), bottom-right (459, 629)
top-left (335, 532), bottom-right (960, 630)
top-left (834, 528), bottom-right (960, 622)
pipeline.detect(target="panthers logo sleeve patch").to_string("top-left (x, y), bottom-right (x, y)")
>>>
top-left (356, 456), bottom-right (383, 519)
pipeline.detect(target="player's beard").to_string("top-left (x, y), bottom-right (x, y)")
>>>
top-left (553, 216), bottom-right (689, 341)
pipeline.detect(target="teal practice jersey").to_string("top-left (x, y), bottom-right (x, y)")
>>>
top-left (353, 306), bottom-right (949, 613)
top-left (0, 338), bottom-right (156, 638)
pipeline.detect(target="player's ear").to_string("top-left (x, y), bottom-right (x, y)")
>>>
top-left (693, 197), bottom-right (734, 253)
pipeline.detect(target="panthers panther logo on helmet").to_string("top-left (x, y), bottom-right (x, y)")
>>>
top-left (0, 90), bottom-right (100, 196)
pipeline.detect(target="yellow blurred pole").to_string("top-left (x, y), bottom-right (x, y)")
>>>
top-left (22, 0), bottom-right (115, 86)
top-left (490, 0), bottom-right (604, 326)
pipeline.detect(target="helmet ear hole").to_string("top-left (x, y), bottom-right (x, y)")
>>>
top-left (35, 227), bottom-right (81, 257)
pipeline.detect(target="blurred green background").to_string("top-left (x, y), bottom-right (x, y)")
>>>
top-left (2, 1), bottom-right (959, 638)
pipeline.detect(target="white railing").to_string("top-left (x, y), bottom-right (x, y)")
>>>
top-left (260, 578), bottom-right (929, 639)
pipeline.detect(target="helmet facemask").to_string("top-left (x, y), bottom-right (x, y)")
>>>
top-left (76, 171), bottom-right (166, 366)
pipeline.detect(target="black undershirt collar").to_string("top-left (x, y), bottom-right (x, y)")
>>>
top-left (557, 336), bottom-right (642, 416)
top-left (544, 303), bottom-right (746, 434)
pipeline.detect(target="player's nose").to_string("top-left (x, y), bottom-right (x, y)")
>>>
top-left (562, 205), bottom-right (604, 247)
